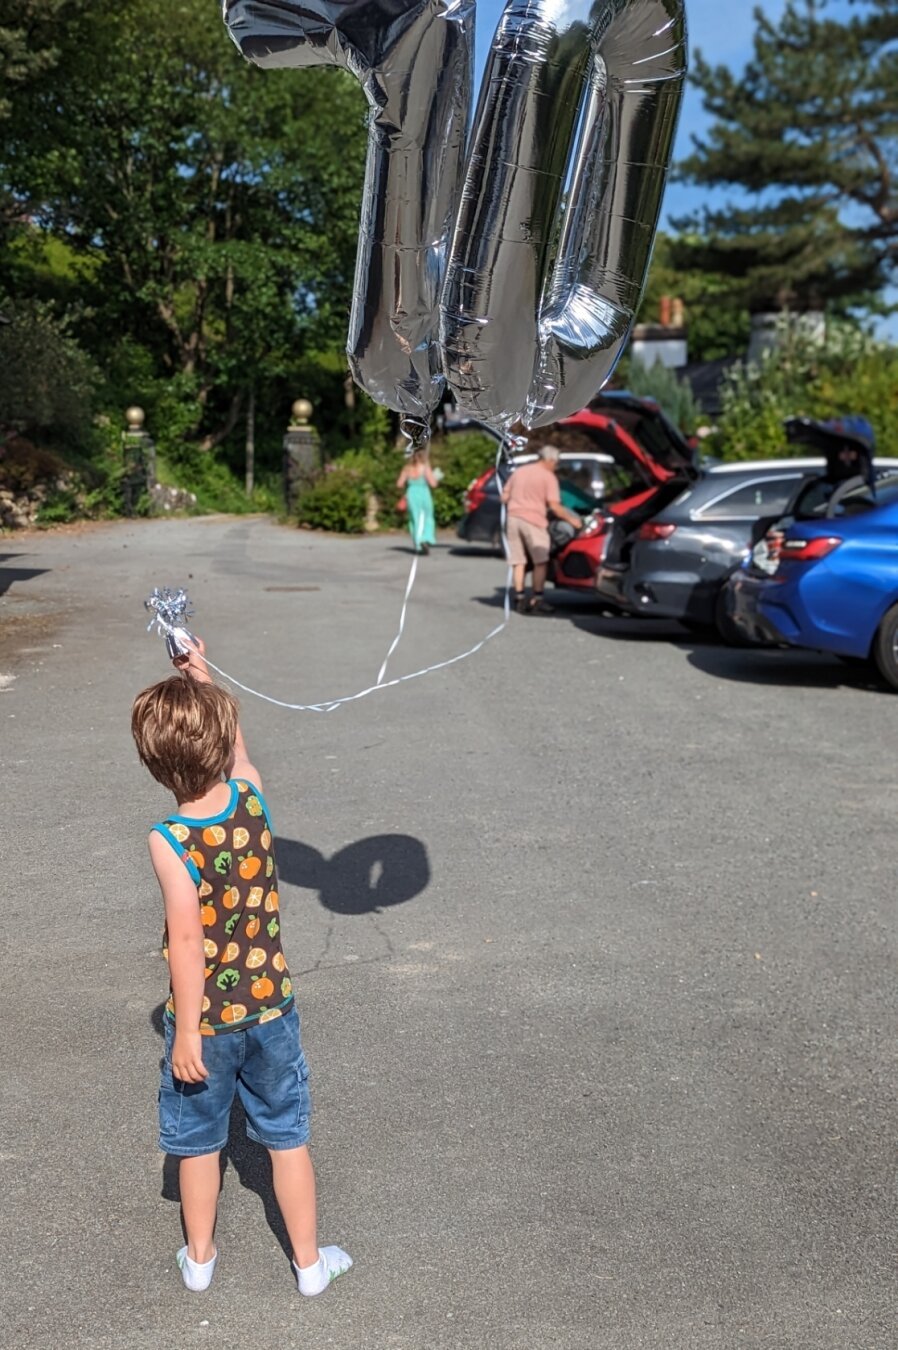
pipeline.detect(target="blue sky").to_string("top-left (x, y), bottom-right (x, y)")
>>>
top-left (473, 0), bottom-right (895, 333)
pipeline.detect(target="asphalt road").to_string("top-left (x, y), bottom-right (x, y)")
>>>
top-left (1, 517), bottom-right (895, 1350)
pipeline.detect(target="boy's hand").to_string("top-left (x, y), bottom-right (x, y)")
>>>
top-left (173, 634), bottom-right (211, 683)
top-left (171, 1030), bottom-right (209, 1083)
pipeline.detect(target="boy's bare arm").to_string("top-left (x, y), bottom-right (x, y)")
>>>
top-left (174, 635), bottom-right (262, 790)
top-left (149, 831), bottom-right (209, 1083)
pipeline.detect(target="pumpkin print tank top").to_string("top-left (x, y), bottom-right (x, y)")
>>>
top-left (153, 779), bottom-right (293, 1035)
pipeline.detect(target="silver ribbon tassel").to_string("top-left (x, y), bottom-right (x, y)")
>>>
top-left (145, 587), bottom-right (195, 660)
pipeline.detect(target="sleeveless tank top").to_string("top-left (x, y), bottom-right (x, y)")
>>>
top-left (152, 779), bottom-right (293, 1035)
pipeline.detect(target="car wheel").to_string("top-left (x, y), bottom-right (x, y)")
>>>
top-left (873, 604), bottom-right (898, 689)
top-left (713, 585), bottom-right (749, 646)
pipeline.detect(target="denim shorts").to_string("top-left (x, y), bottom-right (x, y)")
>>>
top-left (159, 1003), bottom-right (311, 1157)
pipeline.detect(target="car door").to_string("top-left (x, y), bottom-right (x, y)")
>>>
top-left (691, 472), bottom-right (810, 575)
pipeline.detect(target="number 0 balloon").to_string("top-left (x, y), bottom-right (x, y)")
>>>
top-left (443, 0), bottom-right (687, 429)
top-left (223, 0), bottom-right (687, 436)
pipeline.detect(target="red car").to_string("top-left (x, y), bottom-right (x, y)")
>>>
top-left (454, 391), bottom-right (699, 591)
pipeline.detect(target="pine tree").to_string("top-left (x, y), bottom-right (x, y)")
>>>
top-left (672, 0), bottom-right (898, 313)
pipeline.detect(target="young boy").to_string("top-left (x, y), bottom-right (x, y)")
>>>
top-left (131, 637), bottom-right (351, 1295)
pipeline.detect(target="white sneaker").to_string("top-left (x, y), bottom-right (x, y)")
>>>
top-left (176, 1245), bottom-right (217, 1292)
top-left (293, 1245), bottom-right (353, 1296)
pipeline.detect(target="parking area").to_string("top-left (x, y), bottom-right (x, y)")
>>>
top-left (2, 517), bottom-right (896, 1350)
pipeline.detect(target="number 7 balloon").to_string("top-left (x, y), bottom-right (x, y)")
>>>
top-left (223, 0), bottom-right (475, 450)
top-left (442, 0), bottom-right (687, 430)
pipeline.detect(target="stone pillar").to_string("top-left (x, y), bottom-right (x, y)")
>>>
top-left (283, 398), bottom-right (321, 512)
top-left (121, 406), bottom-right (156, 516)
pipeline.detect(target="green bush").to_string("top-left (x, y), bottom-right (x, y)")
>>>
top-left (154, 443), bottom-right (277, 515)
top-left (296, 465), bottom-right (369, 533)
top-left (35, 487), bottom-right (81, 524)
top-left (293, 429), bottom-right (497, 533)
top-left (337, 446), bottom-right (405, 513)
top-left (714, 320), bottom-right (898, 461)
top-left (0, 427), bottom-right (124, 526)
top-left (624, 357), bottom-right (700, 436)
top-left (429, 431), bottom-right (497, 526)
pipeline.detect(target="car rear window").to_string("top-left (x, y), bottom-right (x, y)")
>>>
top-left (696, 475), bottom-right (805, 520)
top-left (557, 458), bottom-right (601, 494)
top-left (556, 458), bottom-right (644, 503)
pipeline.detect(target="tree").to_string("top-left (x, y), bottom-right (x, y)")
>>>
top-left (0, 1), bottom-right (89, 235)
top-left (638, 232), bottom-right (752, 362)
top-left (1, 0), bottom-right (367, 448)
top-left (624, 356), bottom-right (700, 435)
top-left (0, 1), bottom-right (81, 123)
top-left (673, 0), bottom-right (898, 313)
top-left (0, 299), bottom-right (97, 438)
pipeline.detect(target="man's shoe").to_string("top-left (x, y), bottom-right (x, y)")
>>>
top-left (527, 595), bottom-right (555, 615)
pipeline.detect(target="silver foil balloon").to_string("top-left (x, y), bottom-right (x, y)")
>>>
top-left (441, 0), bottom-right (687, 430)
top-left (222, 0), bottom-right (474, 446)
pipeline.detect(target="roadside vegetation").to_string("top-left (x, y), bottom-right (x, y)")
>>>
top-left (0, 0), bottom-right (895, 529)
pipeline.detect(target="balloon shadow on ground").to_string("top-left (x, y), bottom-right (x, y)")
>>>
top-left (274, 832), bottom-right (431, 916)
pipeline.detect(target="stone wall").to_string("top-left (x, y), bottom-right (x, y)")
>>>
top-left (0, 471), bottom-right (82, 528)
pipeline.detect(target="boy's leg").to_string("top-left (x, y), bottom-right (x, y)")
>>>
top-left (179, 1152), bottom-right (221, 1264)
top-left (269, 1144), bottom-right (318, 1268)
top-left (240, 1008), bottom-right (351, 1293)
top-left (269, 1144), bottom-right (353, 1296)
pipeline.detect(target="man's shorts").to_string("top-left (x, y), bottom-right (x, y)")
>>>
top-left (159, 1003), bottom-right (311, 1156)
top-left (506, 516), bottom-right (550, 567)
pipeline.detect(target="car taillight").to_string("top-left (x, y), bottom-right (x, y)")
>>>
top-left (637, 522), bottom-right (676, 540)
top-left (464, 477), bottom-right (486, 512)
top-left (779, 536), bottom-right (842, 562)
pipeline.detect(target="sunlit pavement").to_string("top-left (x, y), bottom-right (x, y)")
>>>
top-left (2, 517), bottom-right (895, 1350)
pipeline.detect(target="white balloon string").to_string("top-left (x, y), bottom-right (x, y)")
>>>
top-left (197, 601), bottom-right (508, 714)
top-left (150, 442), bottom-right (514, 713)
top-left (376, 549), bottom-right (419, 686)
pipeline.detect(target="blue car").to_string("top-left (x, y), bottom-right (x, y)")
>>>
top-left (725, 473), bottom-right (898, 688)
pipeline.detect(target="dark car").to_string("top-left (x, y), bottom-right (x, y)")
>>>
top-left (595, 410), bottom-right (898, 638)
top-left (594, 458), bottom-right (832, 636)
top-left (454, 391), bottom-right (699, 581)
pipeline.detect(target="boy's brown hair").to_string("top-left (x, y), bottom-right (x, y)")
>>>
top-left (131, 676), bottom-right (238, 802)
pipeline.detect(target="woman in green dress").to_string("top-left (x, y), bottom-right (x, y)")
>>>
top-left (397, 450), bottom-right (438, 554)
